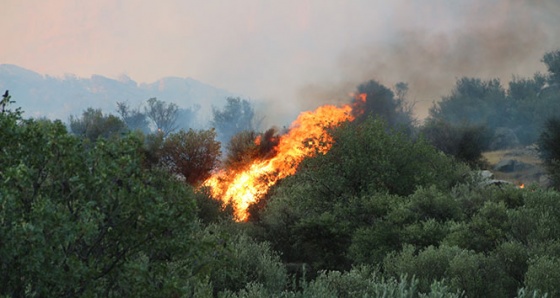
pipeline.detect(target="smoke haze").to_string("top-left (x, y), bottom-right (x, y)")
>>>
top-left (2, 0), bottom-right (559, 124)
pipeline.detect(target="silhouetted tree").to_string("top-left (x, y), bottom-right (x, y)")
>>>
top-left (144, 97), bottom-right (179, 136)
top-left (116, 101), bottom-right (150, 133)
top-left (223, 128), bottom-right (279, 170)
top-left (430, 77), bottom-right (507, 129)
top-left (1, 90), bottom-right (14, 114)
top-left (352, 80), bottom-right (415, 132)
top-left (421, 119), bottom-right (491, 168)
top-left (542, 50), bottom-right (560, 84)
top-left (211, 97), bottom-right (256, 143)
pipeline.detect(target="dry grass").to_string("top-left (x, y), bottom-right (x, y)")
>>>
top-left (482, 148), bottom-right (545, 186)
top-left (482, 149), bottom-right (542, 166)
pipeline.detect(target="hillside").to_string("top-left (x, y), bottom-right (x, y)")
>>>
top-left (0, 64), bottom-right (237, 121)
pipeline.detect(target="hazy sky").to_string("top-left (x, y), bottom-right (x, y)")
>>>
top-left (2, 0), bottom-right (560, 121)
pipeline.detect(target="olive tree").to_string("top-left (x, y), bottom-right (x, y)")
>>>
top-left (0, 105), bottom-right (200, 296)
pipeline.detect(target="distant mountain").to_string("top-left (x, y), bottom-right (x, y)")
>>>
top-left (0, 64), bottom-right (237, 125)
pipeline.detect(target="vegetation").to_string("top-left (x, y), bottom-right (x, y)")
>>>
top-left (425, 50), bottom-right (560, 148)
top-left (159, 128), bottom-right (222, 186)
top-left (144, 97), bottom-right (180, 136)
top-left (2, 50), bottom-right (560, 297)
top-left (538, 117), bottom-right (560, 190)
top-left (116, 101), bottom-right (151, 134)
top-left (69, 107), bottom-right (126, 141)
top-left (352, 79), bottom-right (416, 133)
top-left (211, 97), bottom-right (258, 144)
top-left (1, 105), bottom-right (197, 296)
top-left (420, 119), bottom-right (491, 168)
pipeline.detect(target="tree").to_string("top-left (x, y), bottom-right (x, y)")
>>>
top-left (429, 77), bottom-right (507, 134)
top-left (0, 106), bottom-right (200, 296)
top-left (69, 107), bottom-right (126, 141)
top-left (538, 117), bottom-right (560, 189)
top-left (420, 118), bottom-right (491, 168)
top-left (116, 101), bottom-right (150, 133)
top-left (542, 50), bottom-right (560, 84)
top-left (144, 97), bottom-right (179, 136)
top-left (296, 117), bottom-right (467, 198)
top-left (507, 73), bottom-right (558, 145)
top-left (159, 128), bottom-right (221, 185)
top-left (211, 97), bottom-right (256, 143)
top-left (525, 256), bottom-right (560, 297)
top-left (352, 80), bottom-right (415, 131)
top-left (1, 89), bottom-right (15, 114)
top-left (257, 117), bottom-right (469, 273)
top-left (223, 128), bottom-right (279, 171)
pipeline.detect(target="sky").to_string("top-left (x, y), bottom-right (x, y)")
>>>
top-left (2, 0), bottom-right (560, 122)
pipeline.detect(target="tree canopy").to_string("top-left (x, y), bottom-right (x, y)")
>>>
top-left (69, 107), bottom-right (126, 141)
top-left (211, 97), bottom-right (257, 143)
top-left (1, 106), bottom-right (199, 296)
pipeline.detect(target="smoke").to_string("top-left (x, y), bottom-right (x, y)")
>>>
top-left (3, 0), bottom-right (560, 125)
top-left (297, 0), bottom-right (560, 120)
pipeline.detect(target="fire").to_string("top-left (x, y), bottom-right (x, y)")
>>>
top-left (202, 95), bottom-right (366, 221)
top-left (519, 183), bottom-right (525, 189)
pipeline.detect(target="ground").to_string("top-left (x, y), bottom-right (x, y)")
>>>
top-left (482, 145), bottom-right (548, 188)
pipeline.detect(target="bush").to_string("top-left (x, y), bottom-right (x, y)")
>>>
top-left (0, 110), bottom-right (199, 296)
top-left (420, 119), bottom-right (491, 168)
top-left (444, 201), bottom-right (510, 253)
top-left (159, 128), bottom-right (221, 185)
top-left (525, 256), bottom-right (560, 297)
top-left (384, 245), bottom-right (464, 293)
top-left (297, 117), bottom-right (468, 199)
top-left (69, 107), bottom-right (127, 141)
top-left (447, 249), bottom-right (505, 297)
top-left (194, 224), bottom-right (288, 295)
top-left (493, 241), bottom-right (529, 297)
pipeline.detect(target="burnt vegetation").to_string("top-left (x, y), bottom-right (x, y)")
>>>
top-left (2, 50), bottom-right (560, 297)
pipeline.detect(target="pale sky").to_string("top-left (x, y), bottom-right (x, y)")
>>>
top-left (2, 0), bottom-right (560, 120)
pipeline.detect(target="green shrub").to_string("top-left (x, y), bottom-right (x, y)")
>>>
top-left (525, 256), bottom-right (560, 297)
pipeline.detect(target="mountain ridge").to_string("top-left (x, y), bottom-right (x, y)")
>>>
top-left (0, 64), bottom-right (237, 122)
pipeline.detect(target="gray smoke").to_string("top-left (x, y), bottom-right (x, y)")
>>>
top-left (297, 0), bottom-right (560, 120)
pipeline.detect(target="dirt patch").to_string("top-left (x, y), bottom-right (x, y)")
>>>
top-left (482, 146), bottom-right (548, 187)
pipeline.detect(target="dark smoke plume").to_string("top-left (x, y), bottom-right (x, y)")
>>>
top-left (298, 0), bottom-right (560, 120)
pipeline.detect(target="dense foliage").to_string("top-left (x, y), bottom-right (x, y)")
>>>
top-left (3, 49), bottom-right (560, 297)
top-left (420, 119), bottom-right (491, 167)
top-left (1, 106), bottom-right (198, 296)
top-left (69, 107), bottom-right (127, 141)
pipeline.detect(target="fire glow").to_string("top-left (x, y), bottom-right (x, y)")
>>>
top-left (202, 95), bottom-right (366, 221)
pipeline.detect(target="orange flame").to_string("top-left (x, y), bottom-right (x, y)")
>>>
top-left (202, 95), bottom-right (366, 221)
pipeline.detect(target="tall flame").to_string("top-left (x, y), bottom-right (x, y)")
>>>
top-left (202, 95), bottom-right (366, 221)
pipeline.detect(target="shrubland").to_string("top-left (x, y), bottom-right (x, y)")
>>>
top-left (1, 50), bottom-right (560, 297)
